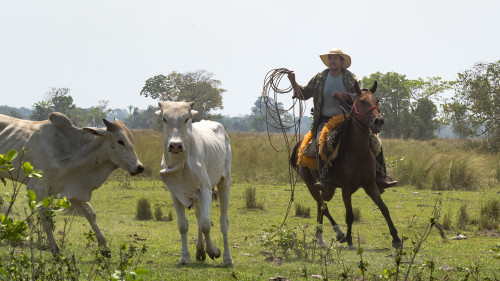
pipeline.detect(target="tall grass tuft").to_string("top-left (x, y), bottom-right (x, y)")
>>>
top-left (245, 186), bottom-right (263, 209)
top-left (479, 199), bottom-right (500, 231)
top-left (295, 203), bottom-right (310, 218)
top-left (154, 204), bottom-right (164, 221)
top-left (136, 198), bottom-right (152, 220)
top-left (456, 202), bottom-right (470, 229)
top-left (442, 210), bottom-right (453, 231)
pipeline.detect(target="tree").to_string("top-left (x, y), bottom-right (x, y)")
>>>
top-left (443, 60), bottom-right (500, 150)
top-left (30, 87), bottom-right (76, 121)
top-left (140, 70), bottom-right (225, 121)
top-left (362, 72), bottom-right (412, 138)
top-left (251, 96), bottom-right (294, 132)
top-left (85, 100), bottom-right (111, 127)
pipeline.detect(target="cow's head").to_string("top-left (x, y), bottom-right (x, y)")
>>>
top-left (83, 119), bottom-right (145, 175)
top-left (156, 101), bottom-right (198, 154)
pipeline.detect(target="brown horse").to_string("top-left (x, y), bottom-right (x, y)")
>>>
top-left (290, 81), bottom-right (402, 249)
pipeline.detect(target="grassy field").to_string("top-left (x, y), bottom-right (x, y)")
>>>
top-left (1, 131), bottom-right (500, 280)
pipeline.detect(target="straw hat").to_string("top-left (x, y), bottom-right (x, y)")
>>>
top-left (319, 48), bottom-right (351, 69)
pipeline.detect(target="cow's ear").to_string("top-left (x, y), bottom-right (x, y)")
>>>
top-left (83, 127), bottom-right (106, 136)
top-left (155, 110), bottom-right (162, 118)
top-left (191, 110), bottom-right (198, 117)
top-left (188, 102), bottom-right (195, 108)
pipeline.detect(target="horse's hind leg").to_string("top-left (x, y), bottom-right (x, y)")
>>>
top-left (365, 188), bottom-right (402, 249)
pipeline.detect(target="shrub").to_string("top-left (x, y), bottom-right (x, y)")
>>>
top-left (479, 199), bottom-right (500, 231)
top-left (442, 210), bottom-right (453, 231)
top-left (245, 186), bottom-right (263, 209)
top-left (456, 202), bottom-right (470, 229)
top-left (353, 207), bottom-right (362, 222)
top-left (154, 204), bottom-right (163, 221)
top-left (295, 203), bottom-right (310, 218)
top-left (136, 198), bottom-right (152, 220)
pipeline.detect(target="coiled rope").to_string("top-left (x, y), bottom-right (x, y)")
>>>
top-left (260, 68), bottom-right (307, 227)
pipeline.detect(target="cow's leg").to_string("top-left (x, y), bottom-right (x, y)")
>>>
top-left (69, 199), bottom-right (110, 256)
top-left (364, 186), bottom-right (402, 249)
top-left (171, 195), bottom-right (190, 265)
top-left (342, 190), bottom-right (355, 250)
top-left (194, 203), bottom-right (206, 261)
top-left (199, 187), bottom-right (221, 261)
top-left (38, 206), bottom-right (60, 256)
top-left (217, 176), bottom-right (233, 266)
top-left (31, 185), bottom-right (59, 256)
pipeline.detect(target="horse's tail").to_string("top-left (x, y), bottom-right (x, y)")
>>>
top-left (290, 142), bottom-right (300, 170)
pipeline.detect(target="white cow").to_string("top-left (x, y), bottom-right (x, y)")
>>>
top-left (156, 101), bottom-right (233, 266)
top-left (0, 112), bottom-right (144, 256)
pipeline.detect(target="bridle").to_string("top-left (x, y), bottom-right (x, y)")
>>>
top-left (340, 97), bottom-right (381, 135)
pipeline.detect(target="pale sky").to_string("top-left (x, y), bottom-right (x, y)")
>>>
top-left (1, 0), bottom-right (498, 117)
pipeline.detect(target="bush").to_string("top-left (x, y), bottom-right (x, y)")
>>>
top-left (479, 199), bottom-right (500, 231)
top-left (456, 202), bottom-right (470, 229)
top-left (245, 187), bottom-right (263, 209)
top-left (154, 204), bottom-right (163, 221)
top-left (136, 198), bottom-right (152, 220)
top-left (294, 203), bottom-right (310, 218)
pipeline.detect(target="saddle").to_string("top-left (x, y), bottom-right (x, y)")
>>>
top-left (297, 115), bottom-right (382, 170)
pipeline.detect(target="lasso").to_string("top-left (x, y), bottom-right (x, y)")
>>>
top-left (260, 68), bottom-right (307, 227)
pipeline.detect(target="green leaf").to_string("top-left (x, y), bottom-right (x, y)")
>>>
top-left (5, 150), bottom-right (18, 162)
top-left (26, 190), bottom-right (37, 210)
top-left (22, 161), bottom-right (34, 176)
top-left (30, 169), bottom-right (43, 179)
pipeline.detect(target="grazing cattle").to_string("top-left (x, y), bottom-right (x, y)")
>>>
top-left (0, 112), bottom-right (144, 256)
top-left (156, 101), bottom-right (233, 266)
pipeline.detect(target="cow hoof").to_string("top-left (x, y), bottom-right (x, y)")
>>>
top-left (347, 245), bottom-right (355, 250)
top-left (223, 260), bottom-right (234, 267)
top-left (207, 248), bottom-right (221, 260)
top-left (196, 250), bottom-right (206, 261)
top-left (178, 258), bottom-right (190, 265)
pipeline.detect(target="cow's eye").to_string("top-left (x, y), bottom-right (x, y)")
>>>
top-left (118, 140), bottom-right (125, 146)
top-left (163, 118), bottom-right (168, 123)
top-left (184, 118), bottom-right (188, 124)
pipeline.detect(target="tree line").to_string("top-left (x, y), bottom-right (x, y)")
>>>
top-left (1, 61), bottom-right (499, 151)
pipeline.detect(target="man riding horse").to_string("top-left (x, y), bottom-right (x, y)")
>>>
top-left (287, 48), bottom-right (397, 193)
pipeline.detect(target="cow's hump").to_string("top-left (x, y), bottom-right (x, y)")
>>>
top-left (49, 112), bottom-right (74, 130)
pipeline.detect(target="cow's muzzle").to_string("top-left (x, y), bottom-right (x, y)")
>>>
top-left (168, 142), bottom-right (184, 154)
top-left (130, 164), bottom-right (145, 176)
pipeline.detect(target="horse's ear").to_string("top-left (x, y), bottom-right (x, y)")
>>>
top-left (354, 81), bottom-right (361, 96)
top-left (369, 81), bottom-right (378, 94)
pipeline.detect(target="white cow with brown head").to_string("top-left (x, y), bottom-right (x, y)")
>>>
top-left (157, 101), bottom-right (233, 266)
top-left (0, 112), bottom-right (144, 256)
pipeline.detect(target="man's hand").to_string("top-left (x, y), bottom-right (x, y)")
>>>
top-left (332, 91), bottom-right (353, 105)
top-left (288, 71), bottom-right (300, 98)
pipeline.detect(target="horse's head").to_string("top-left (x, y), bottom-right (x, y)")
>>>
top-left (353, 81), bottom-right (384, 134)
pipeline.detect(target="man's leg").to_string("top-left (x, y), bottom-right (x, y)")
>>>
top-left (376, 147), bottom-right (397, 191)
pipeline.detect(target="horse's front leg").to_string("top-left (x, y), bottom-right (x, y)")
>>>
top-left (365, 186), bottom-right (402, 249)
top-left (342, 190), bottom-right (355, 250)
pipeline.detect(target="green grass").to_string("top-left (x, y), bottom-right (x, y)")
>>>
top-left (2, 181), bottom-right (499, 280)
top-left (2, 132), bottom-right (500, 280)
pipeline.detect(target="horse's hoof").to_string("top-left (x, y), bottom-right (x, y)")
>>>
top-left (347, 245), bottom-right (355, 250)
top-left (336, 233), bottom-right (346, 243)
top-left (392, 241), bottom-right (403, 249)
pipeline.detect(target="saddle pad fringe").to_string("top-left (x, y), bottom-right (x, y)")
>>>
top-left (297, 131), bottom-right (318, 170)
top-left (297, 115), bottom-right (349, 170)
